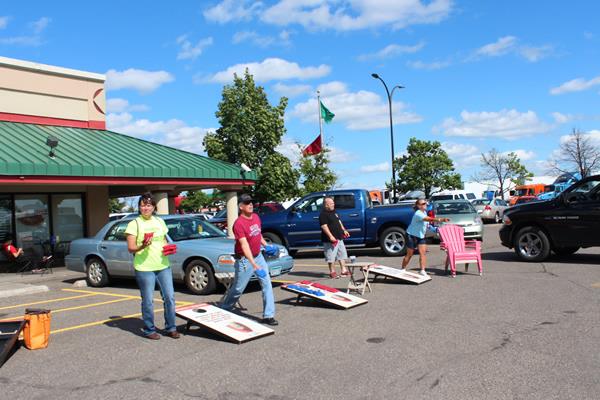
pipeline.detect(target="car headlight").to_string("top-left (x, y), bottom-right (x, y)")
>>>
top-left (217, 255), bottom-right (235, 265)
top-left (278, 246), bottom-right (289, 258)
top-left (502, 215), bottom-right (512, 225)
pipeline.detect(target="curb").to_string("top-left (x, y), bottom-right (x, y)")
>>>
top-left (0, 283), bottom-right (50, 299)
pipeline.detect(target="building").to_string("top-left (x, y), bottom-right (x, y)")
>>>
top-left (0, 56), bottom-right (254, 259)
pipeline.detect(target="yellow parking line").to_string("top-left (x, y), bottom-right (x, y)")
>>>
top-left (592, 282), bottom-right (600, 288)
top-left (272, 279), bottom-right (296, 284)
top-left (60, 288), bottom-right (194, 305)
top-left (0, 297), bottom-right (135, 321)
top-left (0, 293), bottom-right (98, 311)
top-left (50, 310), bottom-right (159, 334)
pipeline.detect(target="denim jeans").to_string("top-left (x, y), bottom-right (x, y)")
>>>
top-left (135, 267), bottom-right (177, 336)
top-left (220, 253), bottom-right (275, 318)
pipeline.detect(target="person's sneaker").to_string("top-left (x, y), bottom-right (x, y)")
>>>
top-left (419, 270), bottom-right (428, 277)
top-left (399, 268), bottom-right (406, 273)
top-left (144, 332), bottom-right (161, 340)
top-left (262, 318), bottom-right (279, 326)
top-left (165, 330), bottom-right (180, 339)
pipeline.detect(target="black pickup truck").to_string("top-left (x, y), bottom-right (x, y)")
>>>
top-left (500, 175), bottom-right (600, 261)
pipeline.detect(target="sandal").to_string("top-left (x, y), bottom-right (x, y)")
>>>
top-left (341, 270), bottom-right (351, 277)
top-left (329, 271), bottom-right (338, 279)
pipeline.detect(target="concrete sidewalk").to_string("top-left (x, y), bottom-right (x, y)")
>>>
top-left (0, 266), bottom-right (80, 299)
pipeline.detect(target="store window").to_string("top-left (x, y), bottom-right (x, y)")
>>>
top-left (14, 194), bottom-right (50, 254)
top-left (51, 194), bottom-right (84, 243)
top-left (0, 195), bottom-right (12, 244)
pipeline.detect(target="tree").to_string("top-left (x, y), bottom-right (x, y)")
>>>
top-left (474, 149), bottom-right (532, 199)
top-left (179, 191), bottom-right (212, 213)
top-left (203, 70), bottom-right (298, 201)
top-left (108, 198), bottom-right (124, 213)
top-left (549, 128), bottom-right (600, 178)
top-left (391, 138), bottom-right (462, 198)
top-left (297, 145), bottom-right (337, 195)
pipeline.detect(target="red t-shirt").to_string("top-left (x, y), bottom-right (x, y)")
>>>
top-left (233, 213), bottom-right (262, 257)
top-left (2, 243), bottom-right (18, 258)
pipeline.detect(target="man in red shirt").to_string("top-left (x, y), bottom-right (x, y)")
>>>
top-left (2, 237), bottom-right (24, 259)
top-left (219, 194), bottom-right (278, 326)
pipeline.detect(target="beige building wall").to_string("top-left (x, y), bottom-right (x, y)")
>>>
top-left (85, 186), bottom-right (109, 236)
top-left (0, 57), bottom-right (106, 126)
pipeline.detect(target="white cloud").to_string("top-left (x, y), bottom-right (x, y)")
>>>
top-left (291, 82), bottom-right (422, 130)
top-left (507, 149), bottom-right (536, 161)
top-left (550, 75), bottom-right (600, 95)
top-left (551, 112), bottom-right (574, 124)
top-left (360, 162), bottom-right (390, 173)
top-left (272, 83), bottom-right (312, 98)
top-left (329, 147), bottom-right (357, 163)
top-left (176, 35), bottom-right (213, 60)
top-left (260, 0), bottom-right (453, 31)
top-left (475, 36), bottom-right (517, 57)
top-left (472, 36), bottom-right (553, 62)
top-left (105, 68), bottom-right (174, 94)
top-left (232, 30), bottom-right (292, 47)
top-left (358, 42), bottom-right (425, 61)
top-left (559, 129), bottom-right (600, 145)
top-left (0, 16), bottom-right (9, 29)
top-left (106, 98), bottom-right (149, 113)
top-left (0, 36), bottom-right (42, 46)
top-left (406, 60), bottom-right (450, 70)
top-left (204, 58), bottom-right (331, 83)
top-left (442, 142), bottom-right (481, 166)
top-left (436, 109), bottom-right (552, 139)
top-left (106, 112), bottom-right (212, 154)
top-left (317, 81), bottom-right (348, 96)
top-left (29, 17), bottom-right (50, 34)
top-left (203, 0), bottom-right (263, 23)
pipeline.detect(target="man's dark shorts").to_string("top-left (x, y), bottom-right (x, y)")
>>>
top-left (407, 235), bottom-right (426, 250)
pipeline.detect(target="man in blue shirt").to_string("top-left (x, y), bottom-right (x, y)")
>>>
top-left (402, 199), bottom-right (449, 276)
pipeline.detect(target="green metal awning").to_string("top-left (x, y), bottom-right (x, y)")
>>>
top-left (0, 121), bottom-right (257, 181)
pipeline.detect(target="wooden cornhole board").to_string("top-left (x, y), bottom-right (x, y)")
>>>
top-left (281, 281), bottom-right (368, 309)
top-left (368, 264), bottom-right (432, 284)
top-left (0, 320), bottom-right (25, 368)
top-left (175, 303), bottom-right (274, 344)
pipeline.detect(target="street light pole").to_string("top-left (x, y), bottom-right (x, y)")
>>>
top-left (371, 73), bottom-right (404, 203)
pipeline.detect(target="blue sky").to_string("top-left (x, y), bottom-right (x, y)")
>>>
top-left (1, 1), bottom-right (599, 189)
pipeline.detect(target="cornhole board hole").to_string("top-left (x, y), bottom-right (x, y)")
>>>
top-left (0, 320), bottom-right (25, 368)
top-left (281, 281), bottom-right (368, 309)
top-left (368, 264), bottom-right (432, 284)
top-left (175, 303), bottom-right (274, 344)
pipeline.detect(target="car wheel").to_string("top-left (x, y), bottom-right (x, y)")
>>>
top-left (184, 260), bottom-right (216, 295)
top-left (262, 232), bottom-right (283, 245)
top-left (86, 257), bottom-right (110, 287)
top-left (379, 227), bottom-right (407, 256)
top-left (514, 226), bottom-right (551, 262)
top-left (553, 246), bottom-right (579, 256)
top-left (494, 212), bottom-right (501, 224)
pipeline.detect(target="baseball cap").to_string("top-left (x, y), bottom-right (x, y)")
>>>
top-left (239, 194), bottom-right (253, 204)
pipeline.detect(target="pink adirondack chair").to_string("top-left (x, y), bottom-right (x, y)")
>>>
top-left (439, 224), bottom-right (483, 277)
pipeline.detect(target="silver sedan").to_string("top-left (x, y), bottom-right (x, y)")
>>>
top-left (428, 200), bottom-right (484, 240)
top-left (472, 198), bottom-right (509, 223)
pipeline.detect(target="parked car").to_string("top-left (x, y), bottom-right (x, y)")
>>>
top-left (65, 215), bottom-right (293, 295)
top-left (537, 172), bottom-right (581, 201)
top-left (430, 190), bottom-right (477, 202)
top-left (260, 189), bottom-right (414, 256)
top-left (427, 199), bottom-right (484, 240)
top-left (108, 213), bottom-right (129, 221)
top-left (472, 198), bottom-right (509, 223)
top-left (500, 175), bottom-right (600, 261)
top-left (509, 184), bottom-right (546, 205)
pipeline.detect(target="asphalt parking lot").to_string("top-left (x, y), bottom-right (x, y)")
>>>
top-left (1, 224), bottom-right (599, 400)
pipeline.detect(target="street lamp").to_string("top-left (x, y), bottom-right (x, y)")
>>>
top-left (371, 73), bottom-right (404, 203)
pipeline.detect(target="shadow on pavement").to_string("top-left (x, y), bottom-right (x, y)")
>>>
top-left (104, 315), bottom-right (146, 337)
top-left (482, 251), bottom-right (600, 265)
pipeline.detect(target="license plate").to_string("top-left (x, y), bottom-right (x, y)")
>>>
top-left (269, 266), bottom-right (282, 276)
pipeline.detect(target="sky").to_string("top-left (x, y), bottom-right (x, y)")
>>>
top-left (1, 1), bottom-right (600, 190)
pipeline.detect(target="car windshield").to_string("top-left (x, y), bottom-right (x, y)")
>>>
top-left (472, 199), bottom-right (489, 206)
top-left (544, 185), bottom-right (555, 193)
top-left (432, 195), bottom-right (453, 201)
top-left (515, 188), bottom-right (529, 196)
top-left (166, 218), bottom-right (226, 241)
top-left (435, 201), bottom-right (476, 215)
top-left (212, 209), bottom-right (227, 219)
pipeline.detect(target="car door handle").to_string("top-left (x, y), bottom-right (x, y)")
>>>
top-left (100, 246), bottom-right (107, 250)
top-left (313, 216), bottom-right (319, 219)
top-left (349, 213), bottom-right (359, 217)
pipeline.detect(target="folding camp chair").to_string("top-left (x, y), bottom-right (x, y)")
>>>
top-left (439, 224), bottom-right (483, 278)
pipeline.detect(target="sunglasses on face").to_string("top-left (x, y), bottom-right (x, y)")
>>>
top-left (417, 202), bottom-right (427, 206)
top-left (241, 201), bottom-right (252, 205)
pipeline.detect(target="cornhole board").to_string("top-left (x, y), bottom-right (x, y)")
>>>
top-left (368, 264), bottom-right (432, 284)
top-left (175, 303), bottom-right (274, 344)
top-left (0, 320), bottom-right (25, 368)
top-left (281, 281), bottom-right (368, 309)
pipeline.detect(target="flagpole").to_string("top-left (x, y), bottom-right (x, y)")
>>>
top-left (317, 90), bottom-right (324, 148)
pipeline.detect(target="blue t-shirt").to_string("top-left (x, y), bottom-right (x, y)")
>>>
top-left (407, 210), bottom-right (428, 239)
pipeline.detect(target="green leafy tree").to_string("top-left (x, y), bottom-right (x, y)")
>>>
top-left (179, 191), bottom-right (212, 213)
top-left (108, 198), bottom-right (124, 213)
top-left (474, 149), bottom-right (533, 199)
top-left (297, 144), bottom-right (337, 195)
top-left (203, 70), bottom-right (297, 201)
top-left (391, 138), bottom-right (462, 198)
